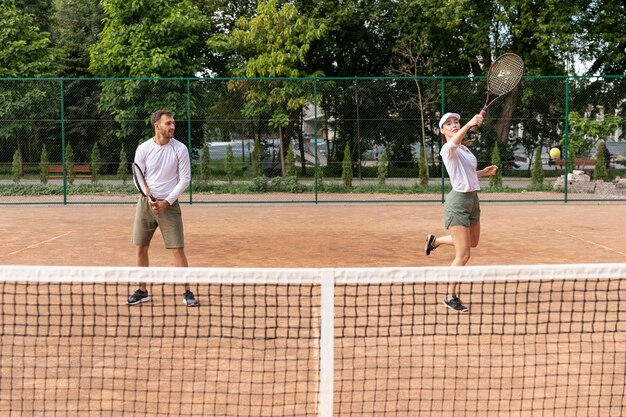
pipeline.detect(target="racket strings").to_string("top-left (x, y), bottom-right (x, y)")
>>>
top-left (488, 55), bottom-right (524, 95)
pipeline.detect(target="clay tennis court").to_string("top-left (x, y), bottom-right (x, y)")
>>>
top-left (1, 202), bottom-right (626, 416)
top-left (3, 202), bottom-right (626, 266)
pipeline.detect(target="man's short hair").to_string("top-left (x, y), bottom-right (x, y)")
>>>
top-left (150, 110), bottom-right (173, 127)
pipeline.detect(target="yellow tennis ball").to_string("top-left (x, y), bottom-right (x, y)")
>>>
top-left (549, 148), bottom-right (561, 159)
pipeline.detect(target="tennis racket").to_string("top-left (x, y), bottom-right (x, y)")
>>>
top-left (132, 163), bottom-right (156, 202)
top-left (471, 53), bottom-right (524, 131)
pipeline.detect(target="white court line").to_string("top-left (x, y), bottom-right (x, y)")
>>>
top-left (1, 231), bottom-right (74, 258)
top-left (553, 229), bottom-right (626, 257)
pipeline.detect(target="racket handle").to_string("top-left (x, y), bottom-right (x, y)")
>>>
top-left (469, 110), bottom-right (488, 132)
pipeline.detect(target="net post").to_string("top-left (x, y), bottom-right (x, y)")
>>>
top-left (318, 269), bottom-right (334, 417)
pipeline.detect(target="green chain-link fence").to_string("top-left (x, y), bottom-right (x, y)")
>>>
top-left (1, 76), bottom-right (625, 204)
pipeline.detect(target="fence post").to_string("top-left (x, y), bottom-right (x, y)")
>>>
top-left (440, 78), bottom-right (446, 203)
top-left (314, 78), bottom-right (319, 204)
top-left (60, 79), bottom-right (67, 205)
top-left (564, 77), bottom-right (570, 202)
top-left (187, 78), bottom-right (193, 204)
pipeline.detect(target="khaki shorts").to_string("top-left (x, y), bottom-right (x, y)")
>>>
top-left (132, 197), bottom-right (185, 248)
top-left (444, 190), bottom-right (480, 229)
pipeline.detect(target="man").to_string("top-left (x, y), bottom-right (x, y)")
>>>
top-left (127, 109), bottom-right (197, 306)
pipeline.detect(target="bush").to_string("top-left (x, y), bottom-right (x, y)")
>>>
top-left (377, 148), bottom-right (389, 185)
top-left (39, 145), bottom-right (49, 184)
top-left (594, 142), bottom-right (609, 181)
top-left (11, 149), bottom-right (21, 184)
top-left (342, 144), bottom-right (353, 187)
top-left (117, 144), bottom-right (129, 184)
top-left (529, 147), bottom-right (544, 190)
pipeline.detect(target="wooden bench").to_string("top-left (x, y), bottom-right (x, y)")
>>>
top-left (553, 158), bottom-right (596, 174)
top-left (48, 165), bottom-right (92, 180)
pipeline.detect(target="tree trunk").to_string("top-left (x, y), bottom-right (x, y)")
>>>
top-left (278, 125), bottom-right (285, 176)
top-left (298, 107), bottom-right (306, 175)
top-left (16, 130), bottom-right (24, 177)
top-left (494, 89), bottom-right (519, 144)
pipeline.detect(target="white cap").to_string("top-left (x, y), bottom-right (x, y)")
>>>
top-left (438, 112), bottom-right (461, 129)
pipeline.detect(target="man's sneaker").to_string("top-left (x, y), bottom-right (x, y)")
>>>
top-left (425, 234), bottom-right (437, 256)
top-left (127, 289), bottom-right (149, 305)
top-left (183, 290), bottom-right (198, 307)
top-left (443, 295), bottom-right (469, 313)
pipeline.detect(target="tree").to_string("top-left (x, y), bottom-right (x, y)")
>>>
top-left (490, 142), bottom-right (503, 189)
top-left (11, 150), bottom-right (21, 184)
top-left (224, 0), bottom-right (327, 174)
top-left (566, 111), bottom-right (622, 158)
top-left (117, 143), bottom-right (128, 184)
top-left (39, 144), bottom-right (50, 184)
top-left (200, 138), bottom-right (211, 183)
top-left (579, 0), bottom-right (626, 76)
top-left (566, 139), bottom-right (577, 174)
top-left (342, 143), bottom-right (353, 187)
top-left (65, 142), bottom-right (75, 184)
top-left (89, 0), bottom-right (209, 142)
top-left (377, 148), bottom-right (389, 185)
top-left (418, 144), bottom-right (429, 186)
top-left (90, 142), bottom-right (102, 184)
top-left (224, 144), bottom-right (235, 184)
top-left (530, 147), bottom-right (544, 190)
top-left (0, 1), bottom-right (55, 172)
top-left (594, 141), bottom-right (609, 181)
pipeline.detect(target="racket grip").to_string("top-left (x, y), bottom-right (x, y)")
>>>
top-left (470, 110), bottom-right (488, 132)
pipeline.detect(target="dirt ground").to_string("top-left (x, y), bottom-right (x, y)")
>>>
top-left (1, 202), bottom-right (626, 417)
top-left (1, 202), bottom-right (625, 267)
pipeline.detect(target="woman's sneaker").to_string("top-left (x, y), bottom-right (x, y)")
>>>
top-left (127, 289), bottom-right (149, 305)
top-left (183, 290), bottom-right (198, 306)
top-left (425, 234), bottom-right (437, 256)
top-left (443, 295), bottom-right (469, 313)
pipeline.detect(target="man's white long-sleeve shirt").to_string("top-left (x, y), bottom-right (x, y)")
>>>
top-left (134, 138), bottom-right (191, 205)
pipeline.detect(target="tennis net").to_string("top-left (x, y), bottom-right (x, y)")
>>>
top-left (1, 264), bottom-right (625, 416)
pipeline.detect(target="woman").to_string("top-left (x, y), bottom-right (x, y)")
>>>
top-left (425, 112), bottom-right (498, 313)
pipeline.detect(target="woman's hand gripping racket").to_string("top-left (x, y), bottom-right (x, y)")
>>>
top-left (471, 53), bottom-right (524, 131)
top-left (132, 163), bottom-right (156, 202)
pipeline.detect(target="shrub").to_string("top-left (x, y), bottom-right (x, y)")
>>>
top-left (342, 143), bottom-right (353, 187)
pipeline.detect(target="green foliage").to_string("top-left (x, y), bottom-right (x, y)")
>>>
top-left (89, 0), bottom-right (209, 143)
top-left (224, 144), bottom-right (235, 184)
top-left (39, 144), bottom-right (49, 184)
top-left (11, 150), bottom-right (21, 184)
top-left (117, 144), bottom-right (128, 184)
top-left (200, 139), bottom-right (211, 183)
top-left (90, 142), bottom-right (102, 184)
top-left (530, 147), bottom-right (544, 190)
top-left (286, 144), bottom-right (297, 178)
top-left (0, 2), bottom-right (54, 77)
top-left (52, 0), bottom-right (103, 78)
top-left (227, 0), bottom-right (327, 78)
top-left (418, 145), bottom-right (428, 186)
top-left (594, 142), bottom-right (609, 181)
top-left (567, 140), bottom-right (577, 174)
top-left (342, 144), bottom-right (353, 187)
top-left (489, 142), bottom-right (503, 189)
top-left (377, 148), bottom-right (389, 185)
top-left (566, 112), bottom-right (623, 157)
top-left (65, 142), bottom-right (75, 184)
top-left (89, 0), bottom-right (207, 78)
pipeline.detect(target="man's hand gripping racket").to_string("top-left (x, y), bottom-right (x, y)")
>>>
top-left (132, 163), bottom-right (157, 202)
top-left (471, 53), bottom-right (524, 131)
